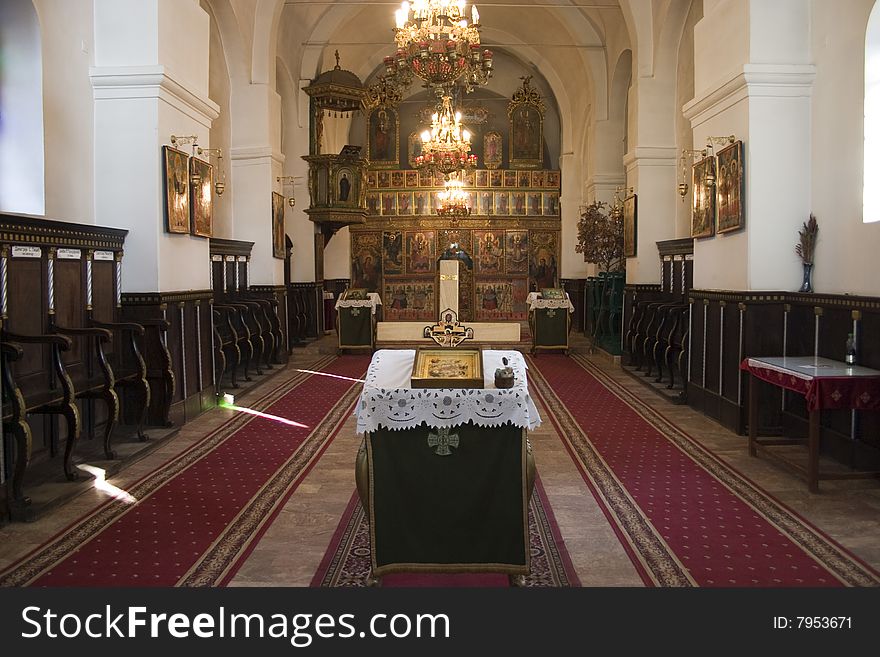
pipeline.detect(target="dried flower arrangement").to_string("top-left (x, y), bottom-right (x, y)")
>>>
top-left (795, 214), bottom-right (818, 264)
top-left (576, 200), bottom-right (624, 273)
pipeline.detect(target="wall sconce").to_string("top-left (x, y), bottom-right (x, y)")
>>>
top-left (170, 135), bottom-right (203, 186)
top-left (277, 176), bottom-right (297, 207)
top-left (610, 185), bottom-right (633, 219)
top-left (678, 148), bottom-right (707, 201)
top-left (197, 147), bottom-right (226, 196)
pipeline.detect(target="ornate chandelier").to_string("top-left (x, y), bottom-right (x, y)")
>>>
top-left (387, 0), bottom-right (493, 91)
top-left (415, 94), bottom-right (477, 177)
top-left (435, 176), bottom-right (471, 221)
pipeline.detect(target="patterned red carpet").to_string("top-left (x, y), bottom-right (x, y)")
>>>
top-left (312, 477), bottom-right (579, 587)
top-left (0, 355), bottom-right (370, 587)
top-left (528, 353), bottom-right (880, 587)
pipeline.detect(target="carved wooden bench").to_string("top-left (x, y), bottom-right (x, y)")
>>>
top-left (92, 320), bottom-right (150, 440)
top-left (1, 332), bottom-right (77, 521)
top-left (52, 325), bottom-right (118, 459)
top-left (213, 306), bottom-right (241, 391)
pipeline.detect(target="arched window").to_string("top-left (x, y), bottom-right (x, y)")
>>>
top-left (865, 0), bottom-right (880, 223)
top-left (0, 0), bottom-right (45, 215)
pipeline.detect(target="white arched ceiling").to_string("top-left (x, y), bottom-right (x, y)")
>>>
top-left (252, 0), bottom-right (285, 85)
top-left (291, 3), bottom-right (614, 158)
top-left (618, 0), bottom-right (655, 77)
top-left (202, 0), bottom-right (249, 83)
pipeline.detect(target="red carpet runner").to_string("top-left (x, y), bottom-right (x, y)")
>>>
top-left (0, 355), bottom-right (370, 587)
top-left (528, 354), bottom-right (880, 587)
top-left (312, 477), bottom-right (579, 587)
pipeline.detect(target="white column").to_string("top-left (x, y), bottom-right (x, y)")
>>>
top-left (624, 146), bottom-right (678, 283)
top-left (685, 0), bottom-right (814, 291)
top-left (91, 0), bottom-right (217, 293)
top-left (229, 82), bottom-right (285, 286)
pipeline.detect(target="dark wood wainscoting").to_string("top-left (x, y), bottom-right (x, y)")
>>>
top-left (1, 215), bottom-right (127, 476)
top-left (122, 290), bottom-right (215, 427)
top-left (687, 290), bottom-right (880, 468)
top-left (561, 279), bottom-right (585, 334)
top-left (250, 284), bottom-right (290, 361)
top-left (288, 282), bottom-right (322, 344)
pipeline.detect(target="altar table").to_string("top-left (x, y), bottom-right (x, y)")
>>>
top-left (354, 349), bottom-right (541, 578)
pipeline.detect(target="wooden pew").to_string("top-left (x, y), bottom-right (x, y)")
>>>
top-left (1, 332), bottom-right (78, 520)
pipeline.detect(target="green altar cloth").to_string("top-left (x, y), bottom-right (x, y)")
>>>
top-left (366, 422), bottom-right (528, 576)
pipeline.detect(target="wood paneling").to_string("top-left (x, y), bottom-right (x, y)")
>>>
top-left (687, 290), bottom-right (880, 468)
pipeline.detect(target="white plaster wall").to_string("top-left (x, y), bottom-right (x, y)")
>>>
top-left (810, 0), bottom-right (880, 296)
top-left (35, 0), bottom-right (95, 223)
top-left (94, 0), bottom-right (158, 66)
top-left (157, 101), bottom-right (211, 292)
top-left (93, 0), bottom-right (214, 292)
top-left (693, 0), bottom-right (748, 98)
top-left (208, 11), bottom-right (233, 238)
top-left (690, 99), bottom-right (750, 290)
top-left (159, 0), bottom-right (210, 99)
top-left (0, 0), bottom-right (45, 216)
top-left (674, 0), bottom-right (701, 239)
top-left (324, 226), bottom-right (351, 280)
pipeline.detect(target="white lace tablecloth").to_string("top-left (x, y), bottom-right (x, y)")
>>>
top-left (355, 349), bottom-right (542, 434)
top-left (335, 292), bottom-right (383, 315)
top-left (526, 291), bottom-right (574, 313)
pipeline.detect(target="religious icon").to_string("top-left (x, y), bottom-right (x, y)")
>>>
top-left (271, 191), bottom-right (285, 259)
top-left (495, 191), bottom-right (510, 215)
top-left (478, 191), bottom-right (493, 216)
top-left (383, 230), bottom-right (404, 275)
top-left (381, 192), bottom-right (396, 216)
top-left (189, 156), bottom-right (213, 237)
top-left (511, 192), bottom-right (526, 216)
top-left (504, 171), bottom-right (517, 187)
top-left (532, 251), bottom-right (557, 290)
top-left (476, 170), bottom-right (489, 187)
top-left (406, 231), bottom-right (435, 274)
top-left (366, 192), bottom-right (380, 215)
top-left (352, 251), bottom-right (380, 291)
top-left (163, 146), bottom-right (190, 234)
top-left (531, 171), bottom-right (546, 188)
top-left (543, 192), bottom-right (559, 216)
top-left (483, 131), bottom-right (503, 169)
top-left (546, 170), bottom-right (560, 188)
top-left (367, 107), bottom-right (399, 168)
top-left (476, 230), bottom-right (504, 274)
top-left (692, 156), bottom-right (716, 238)
top-left (408, 131), bottom-right (423, 168)
top-left (716, 140), bottom-right (744, 234)
top-left (518, 171), bottom-right (531, 188)
top-left (414, 191), bottom-right (429, 215)
top-left (337, 168), bottom-right (352, 204)
top-left (367, 171), bottom-right (378, 188)
top-left (623, 194), bottom-right (638, 257)
top-left (508, 77), bottom-right (545, 169)
top-left (405, 170), bottom-right (419, 187)
top-left (391, 171), bottom-right (405, 188)
top-left (378, 171), bottom-right (391, 188)
top-left (490, 170), bottom-right (503, 187)
top-left (505, 230), bottom-right (528, 274)
top-left (527, 192), bottom-right (542, 216)
top-left (397, 192), bottom-right (412, 215)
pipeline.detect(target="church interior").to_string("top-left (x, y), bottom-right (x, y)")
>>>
top-left (1, 0), bottom-right (880, 589)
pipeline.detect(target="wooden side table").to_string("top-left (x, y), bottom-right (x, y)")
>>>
top-left (741, 356), bottom-right (880, 492)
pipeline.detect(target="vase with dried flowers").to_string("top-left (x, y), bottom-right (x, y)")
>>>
top-left (795, 213), bottom-right (818, 293)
